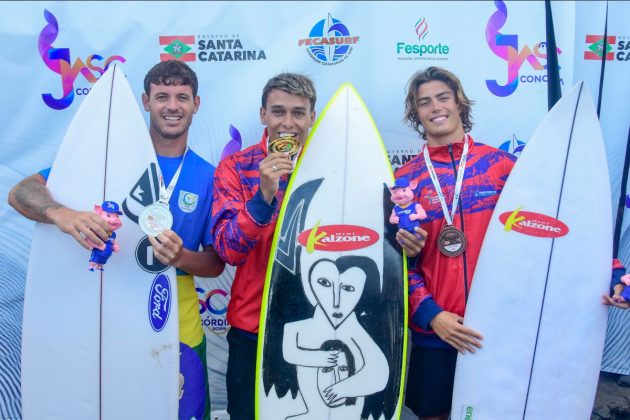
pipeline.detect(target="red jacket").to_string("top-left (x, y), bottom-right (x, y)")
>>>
top-left (395, 136), bottom-right (515, 348)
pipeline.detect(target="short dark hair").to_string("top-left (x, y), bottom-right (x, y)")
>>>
top-left (403, 66), bottom-right (474, 139)
top-left (144, 60), bottom-right (198, 97)
top-left (261, 73), bottom-right (316, 111)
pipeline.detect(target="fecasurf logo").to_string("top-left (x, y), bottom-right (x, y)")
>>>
top-left (149, 273), bottom-right (172, 332)
top-left (38, 9), bottom-right (126, 110)
top-left (584, 35), bottom-right (630, 62)
top-left (500, 207), bottom-right (569, 238)
top-left (158, 33), bottom-right (266, 63)
top-left (498, 134), bottom-right (526, 157)
top-left (297, 223), bottom-right (379, 252)
top-left (396, 17), bottom-right (450, 61)
top-left (298, 13), bottom-right (359, 65)
top-left (485, 0), bottom-right (563, 97)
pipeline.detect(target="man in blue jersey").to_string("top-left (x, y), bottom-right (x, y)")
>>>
top-left (8, 60), bottom-right (224, 420)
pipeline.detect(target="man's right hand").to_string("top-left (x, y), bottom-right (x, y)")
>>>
top-left (430, 311), bottom-right (483, 354)
top-left (259, 152), bottom-right (294, 204)
top-left (46, 207), bottom-right (111, 250)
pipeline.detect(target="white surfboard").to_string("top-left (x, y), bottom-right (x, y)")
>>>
top-left (451, 82), bottom-right (612, 420)
top-left (256, 83), bottom-right (407, 420)
top-left (21, 64), bottom-right (179, 419)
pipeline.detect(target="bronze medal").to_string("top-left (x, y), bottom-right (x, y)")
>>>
top-left (269, 136), bottom-right (300, 157)
top-left (437, 225), bottom-right (467, 257)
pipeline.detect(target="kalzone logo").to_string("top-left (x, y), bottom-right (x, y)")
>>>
top-left (148, 273), bottom-right (172, 332)
top-left (298, 13), bottom-right (359, 65)
top-left (485, 0), bottom-right (563, 97)
top-left (297, 222), bottom-right (379, 252)
top-left (38, 9), bottom-right (126, 110)
top-left (584, 35), bottom-right (630, 62)
top-left (500, 207), bottom-right (569, 238)
top-left (396, 17), bottom-right (450, 61)
top-left (196, 287), bottom-right (229, 334)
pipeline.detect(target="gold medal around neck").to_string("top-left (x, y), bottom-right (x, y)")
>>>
top-left (269, 136), bottom-right (300, 157)
top-left (437, 225), bottom-right (467, 257)
top-left (139, 202), bottom-right (173, 237)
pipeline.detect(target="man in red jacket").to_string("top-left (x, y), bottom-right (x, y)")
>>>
top-left (395, 67), bottom-right (516, 420)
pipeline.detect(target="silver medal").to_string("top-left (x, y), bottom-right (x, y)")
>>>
top-left (139, 202), bottom-right (173, 236)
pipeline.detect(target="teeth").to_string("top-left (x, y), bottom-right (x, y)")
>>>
top-left (164, 116), bottom-right (181, 121)
top-left (279, 132), bottom-right (296, 138)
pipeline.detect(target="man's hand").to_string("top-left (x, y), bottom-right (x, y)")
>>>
top-left (396, 227), bottom-right (427, 258)
top-left (148, 229), bottom-right (183, 267)
top-left (430, 311), bottom-right (483, 354)
top-left (602, 293), bottom-right (630, 309)
top-left (47, 207), bottom-right (111, 250)
top-left (259, 152), bottom-right (294, 204)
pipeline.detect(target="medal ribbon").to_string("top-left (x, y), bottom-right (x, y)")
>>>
top-left (422, 135), bottom-right (469, 226)
top-left (157, 147), bottom-right (188, 206)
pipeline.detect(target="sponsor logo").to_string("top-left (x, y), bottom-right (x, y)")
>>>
top-left (297, 223), bottom-right (379, 252)
top-left (38, 9), bottom-right (126, 110)
top-left (498, 134), bottom-right (526, 157)
top-left (149, 273), bottom-right (172, 332)
top-left (196, 287), bottom-right (230, 334)
top-left (584, 35), bottom-right (630, 62)
top-left (298, 13), bottom-right (359, 65)
top-left (396, 17), bottom-right (450, 61)
top-left (160, 35), bottom-right (196, 61)
top-left (465, 405), bottom-right (474, 420)
top-left (500, 207), bottom-right (569, 238)
top-left (387, 148), bottom-right (420, 170)
top-left (135, 236), bottom-right (170, 273)
top-left (178, 190), bottom-right (198, 213)
top-left (485, 0), bottom-right (563, 97)
top-left (158, 32), bottom-right (266, 63)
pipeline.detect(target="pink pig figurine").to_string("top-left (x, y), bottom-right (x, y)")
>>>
top-left (87, 200), bottom-right (123, 271)
top-left (389, 177), bottom-right (427, 233)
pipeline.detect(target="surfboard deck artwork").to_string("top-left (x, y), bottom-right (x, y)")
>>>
top-left (21, 64), bottom-right (179, 419)
top-left (451, 82), bottom-right (612, 420)
top-left (255, 84), bottom-right (407, 420)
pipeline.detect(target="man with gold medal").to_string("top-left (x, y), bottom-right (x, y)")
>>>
top-left (394, 67), bottom-right (516, 420)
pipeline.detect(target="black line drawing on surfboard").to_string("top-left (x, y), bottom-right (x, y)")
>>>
top-left (262, 179), bottom-right (404, 420)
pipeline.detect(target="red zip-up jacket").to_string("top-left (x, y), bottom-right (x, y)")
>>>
top-left (395, 136), bottom-right (516, 348)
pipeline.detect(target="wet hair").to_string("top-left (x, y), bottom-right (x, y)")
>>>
top-left (403, 66), bottom-right (474, 139)
top-left (319, 339), bottom-right (357, 406)
top-left (261, 73), bottom-right (316, 111)
top-left (144, 60), bottom-right (198, 97)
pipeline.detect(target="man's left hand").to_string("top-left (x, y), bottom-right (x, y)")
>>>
top-left (396, 227), bottom-right (427, 258)
top-left (148, 229), bottom-right (183, 267)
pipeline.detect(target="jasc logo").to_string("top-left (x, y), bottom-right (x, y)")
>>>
top-left (500, 207), bottom-right (569, 238)
top-left (196, 287), bottom-right (230, 334)
top-left (584, 35), bottom-right (630, 62)
top-left (38, 9), bottom-right (126, 110)
top-left (149, 273), bottom-right (172, 332)
top-left (298, 13), bottom-right (359, 65)
top-left (297, 222), bottom-right (379, 252)
top-left (485, 0), bottom-right (563, 97)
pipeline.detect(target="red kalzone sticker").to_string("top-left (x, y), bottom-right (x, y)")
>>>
top-left (500, 210), bottom-right (569, 238)
top-left (297, 224), bottom-right (379, 251)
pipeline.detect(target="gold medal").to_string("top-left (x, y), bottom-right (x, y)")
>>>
top-left (437, 225), bottom-right (467, 257)
top-left (269, 136), bottom-right (300, 157)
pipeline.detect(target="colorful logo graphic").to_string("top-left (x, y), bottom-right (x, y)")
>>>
top-left (584, 35), bottom-right (630, 62)
top-left (485, 0), bottom-right (563, 97)
top-left (178, 191), bottom-right (198, 213)
top-left (221, 125), bottom-right (242, 161)
top-left (298, 14), bottom-right (359, 65)
top-left (160, 35), bottom-right (196, 61)
top-left (498, 134), bottom-right (526, 157)
top-left (148, 273), bottom-right (172, 332)
top-left (396, 17), bottom-right (450, 61)
top-left (38, 9), bottom-right (126, 110)
top-left (416, 17), bottom-right (428, 41)
top-left (500, 207), bottom-right (569, 238)
top-left (197, 287), bottom-right (229, 334)
top-left (298, 224), bottom-right (379, 252)
top-left (159, 34), bottom-right (266, 63)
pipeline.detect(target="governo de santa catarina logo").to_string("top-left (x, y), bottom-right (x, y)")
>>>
top-left (500, 207), bottom-right (569, 238)
top-left (297, 222), bottom-right (379, 253)
top-left (298, 13), bottom-right (359, 65)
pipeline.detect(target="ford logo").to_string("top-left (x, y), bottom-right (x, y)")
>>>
top-left (148, 273), bottom-right (171, 332)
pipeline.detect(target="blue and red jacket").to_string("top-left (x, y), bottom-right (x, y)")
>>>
top-left (210, 130), bottom-right (290, 334)
top-left (395, 136), bottom-right (516, 348)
